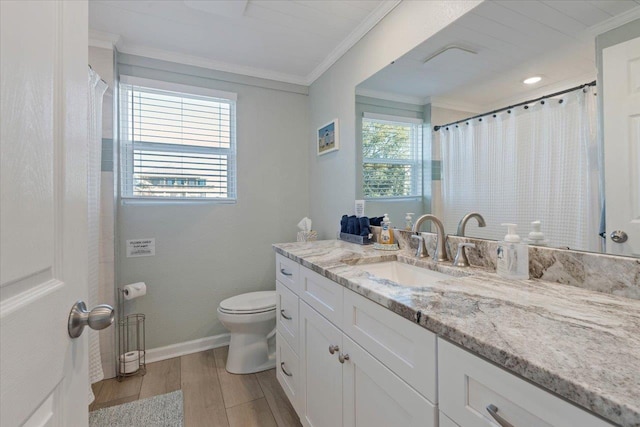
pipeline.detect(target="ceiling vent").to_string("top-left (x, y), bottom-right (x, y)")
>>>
top-left (423, 45), bottom-right (478, 68)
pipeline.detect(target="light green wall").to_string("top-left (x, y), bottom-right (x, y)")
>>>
top-left (308, 0), bottom-right (483, 239)
top-left (117, 54), bottom-right (310, 349)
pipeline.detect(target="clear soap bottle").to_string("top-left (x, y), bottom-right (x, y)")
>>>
top-left (380, 213), bottom-right (394, 245)
top-left (496, 223), bottom-right (529, 280)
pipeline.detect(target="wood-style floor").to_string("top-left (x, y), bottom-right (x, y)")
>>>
top-left (90, 346), bottom-right (301, 427)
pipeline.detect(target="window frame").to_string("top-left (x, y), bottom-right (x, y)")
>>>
top-left (119, 75), bottom-right (238, 204)
top-left (361, 112), bottom-right (423, 200)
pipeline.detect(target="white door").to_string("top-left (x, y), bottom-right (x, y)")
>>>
top-left (1, 1), bottom-right (90, 426)
top-left (342, 336), bottom-right (436, 427)
top-left (604, 36), bottom-right (640, 257)
top-left (299, 301), bottom-right (343, 427)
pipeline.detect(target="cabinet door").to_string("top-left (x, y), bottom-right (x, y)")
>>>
top-left (342, 335), bottom-right (437, 427)
top-left (299, 301), bottom-right (343, 427)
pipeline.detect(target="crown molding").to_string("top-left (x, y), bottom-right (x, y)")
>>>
top-left (426, 96), bottom-right (483, 114)
top-left (304, 0), bottom-right (402, 85)
top-left (88, 29), bottom-right (120, 50)
top-left (117, 43), bottom-right (309, 86)
top-left (588, 5), bottom-right (640, 37)
top-left (356, 87), bottom-right (425, 106)
top-left (88, 0), bottom-right (400, 87)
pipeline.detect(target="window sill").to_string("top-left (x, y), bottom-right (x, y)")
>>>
top-left (120, 197), bottom-right (237, 206)
top-left (364, 196), bottom-right (422, 202)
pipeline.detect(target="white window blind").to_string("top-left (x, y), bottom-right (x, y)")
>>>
top-left (362, 112), bottom-right (423, 199)
top-left (120, 76), bottom-right (237, 201)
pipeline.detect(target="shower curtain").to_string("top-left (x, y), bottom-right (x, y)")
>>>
top-left (88, 67), bottom-right (108, 404)
top-left (438, 85), bottom-right (600, 252)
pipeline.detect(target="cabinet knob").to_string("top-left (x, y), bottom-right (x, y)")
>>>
top-left (329, 344), bottom-right (339, 355)
top-left (338, 352), bottom-right (350, 363)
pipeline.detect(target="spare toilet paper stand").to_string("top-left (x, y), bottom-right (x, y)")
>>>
top-left (116, 287), bottom-right (146, 381)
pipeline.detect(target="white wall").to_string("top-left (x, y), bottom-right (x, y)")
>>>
top-left (89, 46), bottom-right (116, 378)
top-left (308, 1), bottom-right (483, 238)
top-left (117, 55), bottom-right (310, 349)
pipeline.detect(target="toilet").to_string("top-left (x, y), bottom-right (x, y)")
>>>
top-left (217, 291), bottom-right (277, 374)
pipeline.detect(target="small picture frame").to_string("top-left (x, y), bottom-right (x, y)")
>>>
top-left (317, 119), bottom-right (339, 155)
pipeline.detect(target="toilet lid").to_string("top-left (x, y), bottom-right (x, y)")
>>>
top-left (219, 291), bottom-right (276, 313)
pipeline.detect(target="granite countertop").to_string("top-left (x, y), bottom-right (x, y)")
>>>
top-left (273, 240), bottom-right (640, 427)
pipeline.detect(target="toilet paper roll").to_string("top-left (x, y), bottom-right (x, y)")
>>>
top-left (119, 351), bottom-right (140, 374)
top-left (123, 282), bottom-right (146, 300)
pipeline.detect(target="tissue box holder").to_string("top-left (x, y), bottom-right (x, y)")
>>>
top-left (297, 231), bottom-right (318, 242)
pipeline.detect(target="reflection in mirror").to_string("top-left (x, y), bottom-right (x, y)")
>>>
top-left (355, 1), bottom-right (640, 257)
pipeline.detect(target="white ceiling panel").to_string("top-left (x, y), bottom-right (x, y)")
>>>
top-left (89, 0), bottom-right (398, 85)
top-left (357, 0), bottom-right (640, 112)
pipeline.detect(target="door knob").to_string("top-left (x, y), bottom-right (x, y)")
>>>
top-left (610, 230), bottom-right (628, 243)
top-left (68, 300), bottom-right (114, 338)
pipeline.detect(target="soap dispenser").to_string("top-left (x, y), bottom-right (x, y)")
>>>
top-left (380, 213), bottom-right (394, 245)
top-left (496, 223), bottom-right (529, 280)
top-left (405, 213), bottom-right (414, 231)
top-left (526, 220), bottom-right (548, 246)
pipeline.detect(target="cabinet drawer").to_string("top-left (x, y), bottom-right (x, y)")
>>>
top-left (299, 266), bottom-right (343, 328)
top-left (276, 253), bottom-right (299, 294)
top-left (342, 288), bottom-right (437, 403)
top-left (438, 339), bottom-right (613, 427)
top-left (276, 331), bottom-right (300, 416)
top-left (276, 280), bottom-right (299, 354)
top-left (342, 335), bottom-right (437, 427)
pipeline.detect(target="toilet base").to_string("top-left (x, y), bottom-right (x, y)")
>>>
top-left (225, 331), bottom-right (276, 374)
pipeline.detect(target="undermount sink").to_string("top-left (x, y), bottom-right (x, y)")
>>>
top-left (356, 261), bottom-right (452, 287)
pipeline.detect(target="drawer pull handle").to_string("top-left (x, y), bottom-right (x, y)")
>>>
top-left (280, 268), bottom-right (293, 277)
top-left (338, 352), bottom-right (350, 364)
top-left (486, 404), bottom-right (514, 427)
top-left (280, 309), bottom-right (292, 320)
top-left (280, 362), bottom-right (293, 377)
top-left (329, 344), bottom-right (339, 355)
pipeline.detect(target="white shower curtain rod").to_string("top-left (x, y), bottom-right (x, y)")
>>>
top-left (434, 80), bottom-right (596, 131)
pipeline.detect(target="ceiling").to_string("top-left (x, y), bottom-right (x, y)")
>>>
top-left (356, 0), bottom-right (640, 112)
top-left (89, 0), bottom-right (399, 86)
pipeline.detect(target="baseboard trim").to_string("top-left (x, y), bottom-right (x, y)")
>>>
top-left (144, 333), bottom-right (231, 364)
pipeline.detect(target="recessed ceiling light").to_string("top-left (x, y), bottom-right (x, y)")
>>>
top-left (523, 76), bottom-right (542, 85)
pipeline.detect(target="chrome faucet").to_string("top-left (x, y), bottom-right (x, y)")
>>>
top-left (456, 212), bottom-right (486, 236)
top-left (412, 214), bottom-right (449, 262)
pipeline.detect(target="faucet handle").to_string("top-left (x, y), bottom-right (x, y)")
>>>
top-left (411, 234), bottom-right (429, 258)
top-left (453, 243), bottom-right (476, 267)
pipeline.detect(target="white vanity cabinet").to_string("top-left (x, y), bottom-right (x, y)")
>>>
top-left (275, 254), bottom-right (437, 427)
top-left (275, 253), bottom-right (614, 427)
top-left (438, 339), bottom-right (613, 427)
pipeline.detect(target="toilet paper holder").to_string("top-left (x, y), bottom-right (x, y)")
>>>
top-left (116, 287), bottom-right (146, 381)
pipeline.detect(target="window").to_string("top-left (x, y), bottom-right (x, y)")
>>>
top-left (362, 112), bottom-right (423, 199)
top-left (120, 76), bottom-right (237, 201)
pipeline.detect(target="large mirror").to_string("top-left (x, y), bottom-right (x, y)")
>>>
top-left (355, 1), bottom-right (640, 257)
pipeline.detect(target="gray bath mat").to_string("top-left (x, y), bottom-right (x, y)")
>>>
top-left (90, 390), bottom-right (183, 427)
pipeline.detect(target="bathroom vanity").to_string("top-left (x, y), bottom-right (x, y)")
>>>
top-left (273, 240), bottom-right (640, 427)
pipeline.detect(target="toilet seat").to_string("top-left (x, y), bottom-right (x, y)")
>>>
top-left (219, 291), bottom-right (276, 314)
